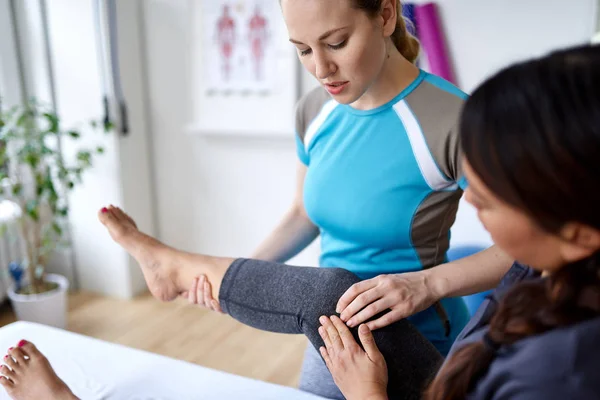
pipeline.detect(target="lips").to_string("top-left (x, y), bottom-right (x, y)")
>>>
top-left (324, 81), bottom-right (349, 95)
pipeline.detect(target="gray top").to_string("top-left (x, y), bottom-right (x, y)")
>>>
top-left (450, 263), bottom-right (600, 399)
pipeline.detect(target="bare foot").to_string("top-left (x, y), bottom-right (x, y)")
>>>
top-left (0, 340), bottom-right (78, 400)
top-left (98, 205), bottom-right (182, 301)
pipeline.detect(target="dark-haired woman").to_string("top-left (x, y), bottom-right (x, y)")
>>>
top-left (318, 44), bottom-right (600, 399)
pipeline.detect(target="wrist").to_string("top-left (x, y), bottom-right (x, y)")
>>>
top-left (423, 266), bottom-right (448, 301)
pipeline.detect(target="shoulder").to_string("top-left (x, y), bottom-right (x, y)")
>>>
top-left (295, 86), bottom-right (335, 142)
top-left (400, 72), bottom-right (470, 182)
top-left (403, 72), bottom-right (467, 129)
top-left (482, 318), bottom-right (600, 398)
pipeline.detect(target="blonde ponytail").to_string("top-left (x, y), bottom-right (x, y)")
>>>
top-left (352, 0), bottom-right (421, 64)
top-left (391, 1), bottom-right (420, 63)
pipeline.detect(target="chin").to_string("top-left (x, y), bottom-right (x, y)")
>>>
top-left (330, 91), bottom-right (360, 105)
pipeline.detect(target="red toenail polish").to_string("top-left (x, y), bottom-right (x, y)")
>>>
top-left (17, 340), bottom-right (26, 347)
top-left (7, 347), bottom-right (12, 351)
top-left (101, 207), bottom-right (108, 213)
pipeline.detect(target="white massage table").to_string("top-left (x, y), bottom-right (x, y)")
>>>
top-left (0, 321), bottom-right (327, 400)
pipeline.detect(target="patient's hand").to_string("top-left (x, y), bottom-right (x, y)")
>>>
top-left (182, 275), bottom-right (224, 313)
top-left (318, 316), bottom-right (388, 400)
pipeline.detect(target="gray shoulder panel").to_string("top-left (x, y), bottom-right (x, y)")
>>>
top-left (295, 86), bottom-right (331, 142)
top-left (405, 81), bottom-right (465, 182)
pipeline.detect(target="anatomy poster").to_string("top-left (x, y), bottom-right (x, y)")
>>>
top-left (202, 0), bottom-right (278, 94)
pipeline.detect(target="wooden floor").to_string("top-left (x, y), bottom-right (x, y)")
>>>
top-left (0, 291), bottom-right (308, 388)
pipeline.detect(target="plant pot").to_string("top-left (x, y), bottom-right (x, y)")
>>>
top-left (7, 273), bottom-right (69, 329)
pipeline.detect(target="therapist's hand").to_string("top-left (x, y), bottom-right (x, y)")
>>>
top-left (182, 275), bottom-right (224, 313)
top-left (336, 271), bottom-right (438, 330)
top-left (319, 316), bottom-right (388, 400)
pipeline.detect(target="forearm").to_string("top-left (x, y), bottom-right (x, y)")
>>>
top-left (427, 245), bottom-right (513, 299)
top-left (251, 205), bottom-right (319, 263)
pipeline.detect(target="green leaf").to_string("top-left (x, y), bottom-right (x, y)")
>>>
top-left (96, 146), bottom-right (105, 154)
top-left (25, 152), bottom-right (40, 168)
top-left (25, 199), bottom-right (39, 221)
top-left (43, 113), bottom-right (59, 133)
top-left (67, 181), bottom-right (74, 189)
top-left (12, 183), bottom-right (22, 196)
top-left (0, 224), bottom-right (7, 237)
top-left (16, 110), bottom-right (32, 127)
top-left (90, 120), bottom-right (98, 129)
top-left (76, 151), bottom-right (91, 168)
top-left (76, 151), bottom-right (91, 162)
top-left (52, 222), bottom-right (62, 235)
top-left (68, 130), bottom-right (80, 139)
top-left (103, 120), bottom-right (114, 133)
top-left (41, 146), bottom-right (54, 154)
top-left (57, 207), bottom-right (68, 216)
top-left (58, 167), bottom-right (68, 180)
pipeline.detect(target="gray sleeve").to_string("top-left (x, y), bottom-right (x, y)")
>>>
top-left (405, 81), bottom-right (467, 189)
top-left (294, 86), bottom-right (331, 143)
top-left (492, 380), bottom-right (598, 400)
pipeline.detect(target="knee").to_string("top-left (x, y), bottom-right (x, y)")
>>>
top-left (324, 268), bottom-right (361, 299)
top-left (303, 268), bottom-right (360, 321)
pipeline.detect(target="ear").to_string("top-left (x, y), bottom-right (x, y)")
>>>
top-left (380, 0), bottom-right (398, 37)
top-left (559, 223), bottom-right (600, 262)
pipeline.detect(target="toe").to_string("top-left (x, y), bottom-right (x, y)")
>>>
top-left (110, 206), bottom-right (124, 221)
top-left (0, 375), bottom-right (14, 390)
top-left (8, 348), bottom-right (26, 365)
top-left (17, 341), bottom-right (41, 361)
top-left (0, 365), bottom-right (15, 382)
top-left (98, 207), bottom-right (113, 225)
top-left (112, 207), bottom-right (138, 230)
top-left (3, 354), bottom-right (16, 370)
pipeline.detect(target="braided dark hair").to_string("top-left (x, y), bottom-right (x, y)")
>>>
top-left (426, 44), bottom-right (600, 400)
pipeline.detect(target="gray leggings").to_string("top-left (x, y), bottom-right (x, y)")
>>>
top-left (218, 259), bottom-right (443, 400)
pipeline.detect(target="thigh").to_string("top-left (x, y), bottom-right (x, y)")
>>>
top-left (298, 344), bottom-right (345, 400)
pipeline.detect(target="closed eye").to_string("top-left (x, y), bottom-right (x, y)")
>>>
top-left (328, 40), bottom-right (347, 50)
top-left (298, 39), bottom-right (348, 57)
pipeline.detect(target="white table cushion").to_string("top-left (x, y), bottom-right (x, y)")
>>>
top-left (0, 321), bottom-right (327, 400)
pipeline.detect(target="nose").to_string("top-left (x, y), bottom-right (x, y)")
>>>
top-left (314, 51), bottom-right (336, 80)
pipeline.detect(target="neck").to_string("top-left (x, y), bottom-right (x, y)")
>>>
top-left (350, 44), bottom-right (420, 110)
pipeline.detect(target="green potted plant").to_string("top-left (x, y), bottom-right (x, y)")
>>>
top-left (0, 98), bottom-right (111, 328)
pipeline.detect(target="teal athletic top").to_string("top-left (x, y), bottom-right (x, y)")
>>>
top-left (295, 70), bottom-right (471, 355)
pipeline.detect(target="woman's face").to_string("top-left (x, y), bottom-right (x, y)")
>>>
top-left (281, 0), bottom-right (388, 104)
top-left (463, 160), bottom-right (569, 272)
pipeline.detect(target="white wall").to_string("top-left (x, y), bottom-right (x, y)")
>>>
top-left (142, 0), bottom-right (319, 264)
top-left (144, 0), bottom-right (597, 264)
top-left (3, 0), bottom-right (156, 298)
